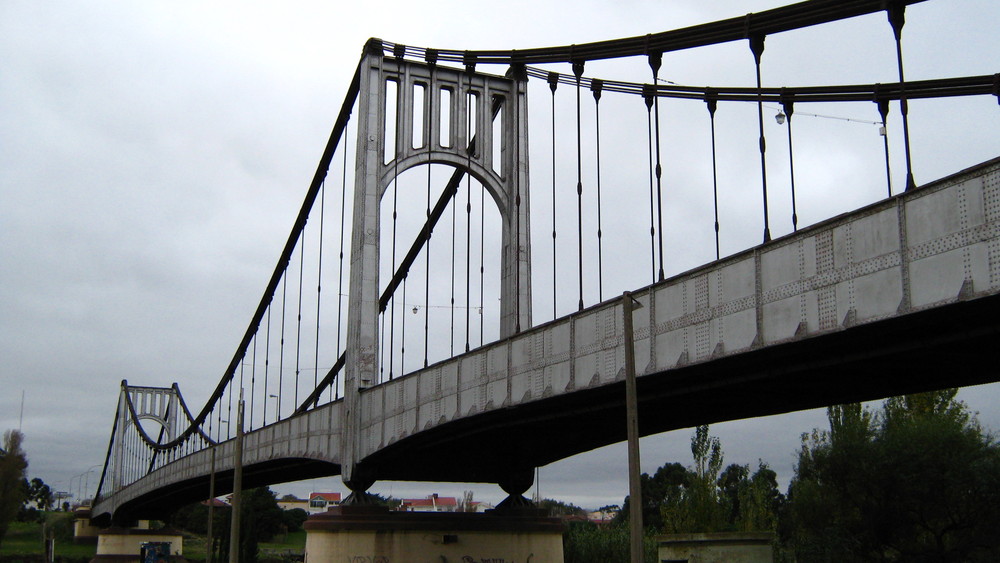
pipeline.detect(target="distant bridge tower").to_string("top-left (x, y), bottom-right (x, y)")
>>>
top-left (110, 382), bottom-right (182, 492)
top-left (342, 41), bottom-right (532, 496)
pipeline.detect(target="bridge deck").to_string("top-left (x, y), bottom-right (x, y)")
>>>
top-left (95, 156), bottom-right (1000, 522)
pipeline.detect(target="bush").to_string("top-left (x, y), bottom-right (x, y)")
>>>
top-left (281, 509), bottom-right (308, 533)
top-left (563, 521), bottom-right (656, 563)
top-left (43, 512), bottom-right (75, 543)
top-left (14, 508), bottom-right (41, 524)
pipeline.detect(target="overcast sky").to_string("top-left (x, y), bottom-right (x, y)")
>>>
top-left (2, 0), bottom-right (999, 511)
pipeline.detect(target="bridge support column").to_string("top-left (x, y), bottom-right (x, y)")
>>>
top-left (303, 505), bottom-right (562, 563)
top-left (496, 467), bottom-right (536, 510)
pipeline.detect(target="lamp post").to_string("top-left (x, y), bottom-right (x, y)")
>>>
top-left (68, 474), bottom-right (81, 504)
top-left (69, 466), bottom-right (100, 508)
top-left (268, 394), bottom-right (279, 424)
top-left (206, 444), bottom-right (217, 563)
top-left (229, 391), bottom-right (245, 563)
top-left (81, 464), bottom-right (101, 505)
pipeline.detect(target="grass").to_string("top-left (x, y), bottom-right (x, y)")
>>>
top-left (261, 530), bottom-right (306, 552)
top-left (181, 530), bottom-right (306, 561)
top-left (3, 517), bottom-right (305, 562)
top-left (0, 521), bottom-right (96, 559)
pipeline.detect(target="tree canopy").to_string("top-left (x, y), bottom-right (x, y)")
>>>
top-left (26, 477), bottom-right (54, 511)
top-left (785, 389), bottom-right (1000, 562)
top-left (0, 430), bottom-right (29, 548)
top-left (170, 486), bottom-right (297, 563)
top-left (572, 390), bottom-right (1000, 563)
top-left (617, 425), bottom-right (782, 534)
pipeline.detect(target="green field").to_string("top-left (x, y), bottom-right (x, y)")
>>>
top-left (181, 530), bottom-right (306, 561)
top-left (0, 520), bottom-right (96, 560)
top-left (2, 517), bottom-right (305, 563)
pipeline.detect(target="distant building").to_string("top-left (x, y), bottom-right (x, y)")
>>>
top-left (588, 507), bottom-right (618, 525)
top-left (397, 494), bottom-right (458, 512)
top-left (277, 496), bottom-right (308, 512)
top-left (308, 492), bottom-right (342, 513)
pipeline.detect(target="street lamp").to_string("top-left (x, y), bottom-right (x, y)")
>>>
top-left (68, 474), bottom-right (81, 503)
top-left (775, 99), bottom-right (799, 231)
top-left (268, 394), bottom-right (279, 422)
top-left (81, 464), bottom-right (102, 505)
top-left (69, 465), bottom-right (101, 507)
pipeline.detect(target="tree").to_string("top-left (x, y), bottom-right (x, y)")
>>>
top-left (717, 463), bottom-right (749, 526)
top-left (169, 499), bottom-right (228, 535)
top-left (458, 490), bottom-right (475, 512)
top-left (736, 461), bottom-right (781, 532)
top-left (620, 426), bottom-right (780, 535)
top-left (281, 508), bottom-right (308, 533)
top-left (659, 425), bottom-right (726, 533)
top-left (538, 498), bottom-right (587, 518)
top-left (213, 487), bottom-right (286, 563)
top-left (785, 389), bottom-right (1000, 561)
top-left (618, 461), bottom-right (688, 530)
top-left (0, 430), bottom-right (29, 548)
top-left (27, 477), bottom-right (54, 510)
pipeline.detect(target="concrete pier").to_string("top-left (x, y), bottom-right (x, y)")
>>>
top-left (304, 505), bottom-right (563, 562)
top-left (91, 525), bottom-right (186, 563)
top-left (657, 532), bottom-right (774, 563)
top-left (73, 507), bottom-right (101, 545)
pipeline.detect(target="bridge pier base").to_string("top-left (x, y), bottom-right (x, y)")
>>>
top-left (72, 507), bottom-right (100, 545)
top-left (303, 505), bottom-right (563, 562)
top-left (91, 525), bottom-right (187, 563)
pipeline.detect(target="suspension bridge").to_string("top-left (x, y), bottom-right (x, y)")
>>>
top-left (91, 0), bottom-right (1000, 526)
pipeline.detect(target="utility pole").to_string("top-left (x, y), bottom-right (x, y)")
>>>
top-left (623, 291), bottom-right (644, 563)
top-left (206, 446), bottom-right (217, 563)
top-left (229, 391), bottom-right (244, 563)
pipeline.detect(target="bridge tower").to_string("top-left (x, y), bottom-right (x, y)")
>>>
top-left (109, 382), bottom-right (182, 493)
top-left (342, 41), bottom-right (532, 497)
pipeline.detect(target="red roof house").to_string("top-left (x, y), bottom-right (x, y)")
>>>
top-left (397, 493), bottom-right (458, 513)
